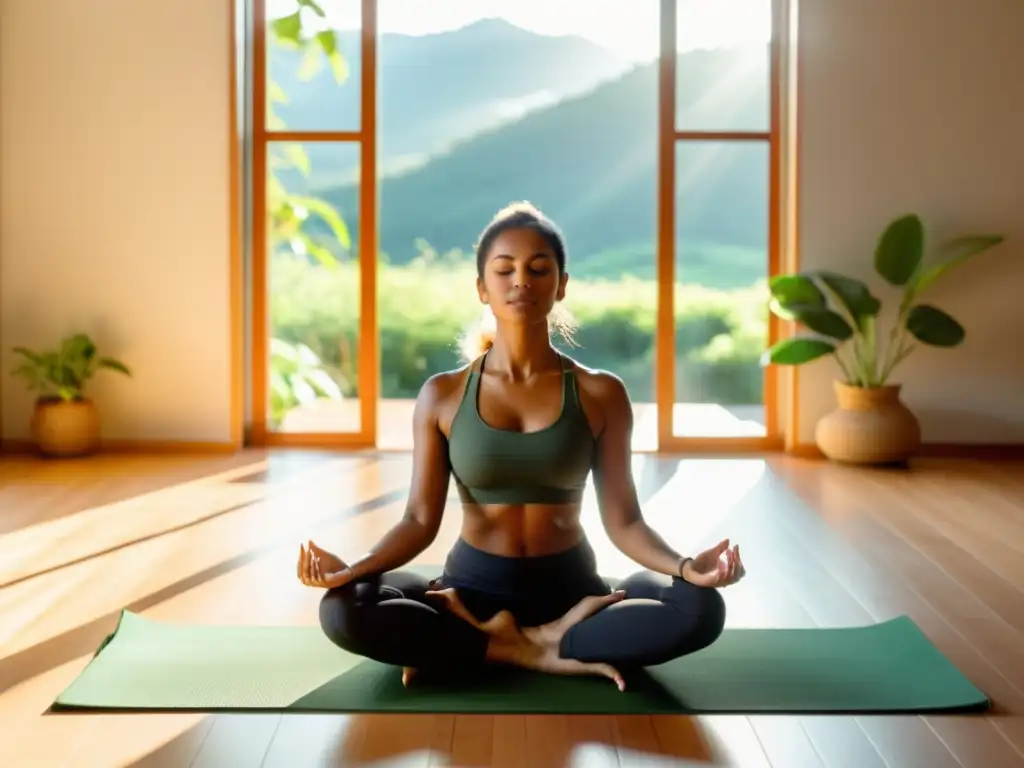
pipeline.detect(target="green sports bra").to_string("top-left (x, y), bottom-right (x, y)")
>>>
top-left (447, 352), bottom-right (596, 505)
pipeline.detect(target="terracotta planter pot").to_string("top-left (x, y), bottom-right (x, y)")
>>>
top-left (815, 381), bottom-right (921, 465)
top-left (30, 398), bottom-right (101, 458)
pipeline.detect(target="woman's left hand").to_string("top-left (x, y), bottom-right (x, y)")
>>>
top-left (681, 538), bottom-right (745, 588)
top-left (297, 540), bottom-right (353, 589)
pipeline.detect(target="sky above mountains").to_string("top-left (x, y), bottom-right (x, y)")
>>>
top-left (264, 0), bottom-right (771, 62)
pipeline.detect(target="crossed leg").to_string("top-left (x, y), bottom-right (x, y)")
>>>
top-left (319, 568), bottom-right (726, 681)
top-left (558, 570), bottom-right (727, 667)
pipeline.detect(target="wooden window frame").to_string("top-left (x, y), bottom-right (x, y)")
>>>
top-left (249, 0), bottom-right (378, 449)
top-left (655, 0), bottom-right (786, 453)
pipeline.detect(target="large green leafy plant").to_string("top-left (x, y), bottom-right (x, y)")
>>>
top-left (764, 214), bottom-right (1003, 387)
top-left (11, 333), bottom-right (131, 402)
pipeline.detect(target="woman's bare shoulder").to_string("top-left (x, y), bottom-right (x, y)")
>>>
top-left (564, 357), bottom-right (630, 405)
top-left (562, 357), bottom-right (632, 437)
top-left (416, 363), bottom-right (475, 433)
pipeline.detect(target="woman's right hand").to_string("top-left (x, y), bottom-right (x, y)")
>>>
top-left (297, 540), bottom-right (353, 589)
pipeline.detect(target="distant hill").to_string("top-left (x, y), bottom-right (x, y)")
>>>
top-left (269, 18), bottom-right (631, 183)
top-left (313, 45), bottom-right (770, 287)
top-left (269, 18), bottom-right (771, 289)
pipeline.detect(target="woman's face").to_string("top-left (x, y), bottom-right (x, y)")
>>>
top-left (477, 227), bottom-right (567, 325)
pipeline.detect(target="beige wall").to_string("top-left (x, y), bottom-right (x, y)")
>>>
top-left (2, 0), bottom-right (1020, 447)
top-left (0, 0), bottom-right (233, 442)
top-left (796, 0), bottom-right (1024, 445)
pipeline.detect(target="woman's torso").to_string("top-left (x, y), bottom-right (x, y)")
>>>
top-left (436, 352), bottom-right (604, 558)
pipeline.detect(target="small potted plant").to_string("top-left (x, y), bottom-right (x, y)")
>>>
top-left (10, 333), bottom-right (131, 457)
top-left (763, 213), bottom-right (1003, 465)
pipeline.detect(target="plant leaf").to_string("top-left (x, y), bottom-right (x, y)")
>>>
top-left (315, 30), bottom-right (348, 84)
top-left (282, 144), bottom-right (311, 176)
top-left (910, 234), bottom-right (1004, 296)
top-left (270, 12), bottom-right (302, 48)
top-left (268, 81), bottom-right (289, 106)
top-left (289, 194), bottom-right (352, 251)
top-left (813, 271), bottom-right (881, 324)
top-left (12, 346), bottom-right (42, 363)
top-left (99, 357), bottom-right (132, 376)
top-left (905, 304), bottom-right (965, 347)
top-left (875, 214), bottom-right (924, 286)
top-left (305, 368), bottom-right (344, 399)
top-left (297, 0), bottom-right (326, 17)
top-left (269, 369), bottom-right (292, 401)
top-left (768, 275), bottom-right (824, 308)
top-left (761, 336), bottom-right (836, 365)
top-left (772, 303), bottom-right (853, 340)
top-left (297, 45), bottom-right (324, 81)
top-left (288, 373), bottom-right (317, 405)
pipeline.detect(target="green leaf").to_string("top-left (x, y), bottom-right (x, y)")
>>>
top-left (289, 373), bottom-right (317, 405)
top-left (297, 45), bottom-right (323, 81)
top-left (782, 305), bottom-right (854, 341)
top-left (268, 82), bottom-right (289, 106)
top-left (12, 346), bottom-right (42, 363)
top-left (761, 336), bottom-right (836, 365)
top-left (298, 234), bottom-right (339, 268)
top-left (768, 275), bottom-right (824, 307)
top-left (98, 357), bottom-right (132, 376)
top-left (283, 144), bottom-right (311, 176)
top-left (297, 0), bottom-right (326, 17)
top-left (875, 214), bottom-right (924, 286)
top-left (814, 271), bottom-right (881, 324)
top-left (315, 31), bottom-right (348, 83)
top-left (270, 12), bottom-right (302, 48)
top-left (905, 304), bottom-right (965, 347)
top-left (289, 194), bottom-right (352, 250)
top-left (910, 234), bottom-right (1004, 296)
top-left (269, 368), bottom-right (292, 401)
top-left (305, 369), bottom-right (344, 399)
top-left (62, 333), bottom-right (96, 361)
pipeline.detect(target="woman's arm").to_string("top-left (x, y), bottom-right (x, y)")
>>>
top-left (345, 374), bottom-right (452, 580)
top-left (588, 373), bottom-right (691, 579)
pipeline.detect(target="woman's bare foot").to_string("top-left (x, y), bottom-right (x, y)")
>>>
top-left (400, 599), bottom-right (520, 688)
top-left (427, 587), bottom-right (628, 690)
top-left (402, 667), bottom-right (417, 687)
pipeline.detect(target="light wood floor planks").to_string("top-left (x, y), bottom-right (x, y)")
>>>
top-left (0, 450), bottom-right (1022, 767)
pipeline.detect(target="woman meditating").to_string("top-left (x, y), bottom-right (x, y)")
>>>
top-left (297, 202), bottom-right (745, 690)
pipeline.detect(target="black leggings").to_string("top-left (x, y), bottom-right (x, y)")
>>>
top-left (319, 537), bottom-right (726, 673)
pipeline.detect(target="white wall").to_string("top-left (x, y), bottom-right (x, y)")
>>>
top-left (796, 0), bottom-right (1024, 444)
top-left (0, 0), bottom-right (233, 442)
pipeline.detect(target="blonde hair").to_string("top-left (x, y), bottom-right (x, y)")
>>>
top-left (458, 303), bottom-right (579, 362)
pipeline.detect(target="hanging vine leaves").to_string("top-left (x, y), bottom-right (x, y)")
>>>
top-left (267, 3), bottom-right (352, 268)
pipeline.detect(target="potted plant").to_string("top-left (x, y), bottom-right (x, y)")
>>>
top-left (10, 333), bottom-right (131, 457)
top-left (763, 213), bottom-right (1004, 465)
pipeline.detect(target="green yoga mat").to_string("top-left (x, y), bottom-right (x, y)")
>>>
top-left (51, 609), bottom-right (988, 715)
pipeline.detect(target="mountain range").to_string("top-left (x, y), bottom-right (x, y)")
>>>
top-left (269, 18), bottom-right (771, 288)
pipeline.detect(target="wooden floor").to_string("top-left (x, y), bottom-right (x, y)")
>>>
top-left (1, 449), bottom-right (1022, 767)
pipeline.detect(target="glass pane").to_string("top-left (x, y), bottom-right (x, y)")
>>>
top-left (673, 140), bottom-right (768, 437)
top-left (373, 0), bottom-right (660, 451)
top-left (265, 0), bottom-right (361, 131)
top-left (267, 141), bottom-right (362, 433)
top-left (675, 0), bottom-right (771, 132)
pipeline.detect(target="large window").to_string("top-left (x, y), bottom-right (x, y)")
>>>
top-left (247, 0), bottom-right (783, 452)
